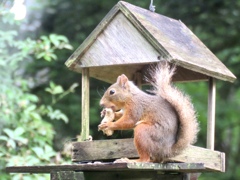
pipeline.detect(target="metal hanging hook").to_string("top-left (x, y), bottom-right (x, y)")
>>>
top-left (149, 0), bottom-right (156, 12)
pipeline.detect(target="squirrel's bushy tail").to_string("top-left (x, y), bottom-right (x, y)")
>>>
top-left (150, 62), bottom-right (199, 155)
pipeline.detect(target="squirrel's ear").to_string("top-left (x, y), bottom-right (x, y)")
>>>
top-left (117, 74), bottom-right (129, 89)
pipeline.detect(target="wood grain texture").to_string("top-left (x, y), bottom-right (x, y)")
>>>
top-left (51, 171), bottom-right (192, 180)
top-left (80, 13), bottom-right (160, 67)
top-left (6, 163), bottom-right (205, 174)
top-left (72, 139), bottom-right (138, 161)
top-left (6, 163), bottom-right (203, 180)
top-left (65, 1), bottom-right (236, 83)
top-left (6, 163), bottom-right (128, 173)
top-left (169, 144), bottom-right (225, 172)
top-left (118, 1), bottom-right (236, 82)
top-left (80, 68), bottom-right (90, 141)
top-left (65, 3), bottom-right (120, 70)
top-left (207, 77), bottom-right (216, 150)
top-left (88, 64), bottom-right (145, 84)
top-left (71, 138), bottom-right (225, 172)
top-left (79, 63), bottom-right (208, 84)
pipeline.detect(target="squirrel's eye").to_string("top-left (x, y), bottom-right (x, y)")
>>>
top-left (109, 89), bottom-right (115, 95)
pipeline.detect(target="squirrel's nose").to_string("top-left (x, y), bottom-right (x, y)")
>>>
top-left (100, 101), bottom-right (105, 108)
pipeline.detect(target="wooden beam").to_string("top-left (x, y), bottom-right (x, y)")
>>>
top-left (207, 77), bottom-right (216, 150)
top-left (50, 170), bottom-right (197, 180)
top-left (6, 162), bottom-right (204, 174)
top-left (6, 163), bottom-right (129, 174)
top-left (80, 68), bottom-right (90, 141)
top-left (127, 162), bottom-right (205, 172)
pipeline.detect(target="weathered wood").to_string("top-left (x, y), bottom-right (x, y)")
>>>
top-left (127, 162), bottom-right (204, 172)
top-left (118, 2), bottom-right (170, 59)
top-left (51, 171), bottom-right (85, 180)
top-left (65, 1), bottom-right (236, 83)
top-left (6, 163), bottom-right (128, 174)
top-left (89, 64), bottom-right (144, 84)
top-left (72, 138), bottom-right (225, 172)
top-left (207, 77), bottom-right (216, 150)
top-left (6, 163), bottom-right (205, 174)
top-left (65, 3), bottom-right (120, 71)
top-left (173, 66), bottom-right (208, 82)
top-left (80, 171), bottom-right (190, 180)
top-left (50, 166), bottom-right (203, 180)
top-left (7, 165), bottom-right (201, 180)
top-left (118, 1), bottom-right (236, 82)
top-left (169, 144), bottom-right (225, 172)
top-left (87, 63), bottom-right (208, 84)
top-left (80, 68), bottom-right (90, 141)
top-left (51, 171), bottom-right (191, 180)
top-left (72, 139), bottom-right (138, 161)
top-left (80, 13), bottom-right (160, 67)
top-left (142, 64), bottom-right (208, 84)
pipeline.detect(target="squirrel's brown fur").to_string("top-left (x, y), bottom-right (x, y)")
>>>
top-left (99, 62), bottom-right (199, 162)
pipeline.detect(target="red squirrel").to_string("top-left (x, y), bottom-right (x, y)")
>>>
top-left (98, 62), bottom-right (199, 162)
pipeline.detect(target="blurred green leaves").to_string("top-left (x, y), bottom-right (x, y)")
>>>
top-left (35, 34), bottom-right (73, 61)
top-left (0, 5), bottom-right (74, 179)
top-left (32, 145), bottom-right (56, 161)
top-left (46, 81), bottom-right (64, 95)
top-left (45, 81), bottom-right (79, 105)
top-left (0, 127), bottom-right (28, 149)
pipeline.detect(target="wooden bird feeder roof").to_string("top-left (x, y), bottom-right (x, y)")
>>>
top-left (65, 1), bottom-right (236, 83)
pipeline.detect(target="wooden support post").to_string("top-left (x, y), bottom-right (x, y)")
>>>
top-left (207, 77), bottom-right (216, 150)
top-left (80, 68), bottom-right (90, 141)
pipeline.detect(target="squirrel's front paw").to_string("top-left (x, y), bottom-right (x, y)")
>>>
top-left (98, 122), bottom-right (112, 130)
top-left (98, 122), bottom-right (114, 136)
top-left (98, 122), bottom-right (106, 130)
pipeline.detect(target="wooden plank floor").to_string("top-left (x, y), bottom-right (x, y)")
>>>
top-left (72, 139), bottom-right (225, 172)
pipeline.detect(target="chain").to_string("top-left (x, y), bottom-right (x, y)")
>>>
top-left (149, 0), bottom-right (156, 12)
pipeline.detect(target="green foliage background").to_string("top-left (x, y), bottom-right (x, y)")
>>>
top-left (1, 0), bottom-right (240, 179)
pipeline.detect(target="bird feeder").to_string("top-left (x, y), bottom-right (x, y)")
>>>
top-left (6, 1), bottom-right (236, 179)
top-left (65, 1), bottom-right (236, 175)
